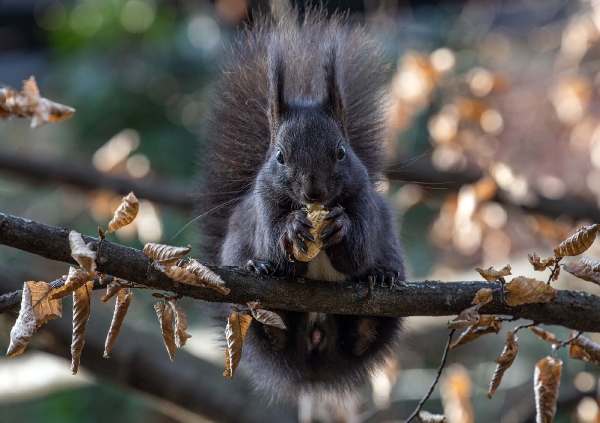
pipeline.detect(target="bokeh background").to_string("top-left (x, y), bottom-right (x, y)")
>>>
top-left (1, 0), bottom-right (600, 421)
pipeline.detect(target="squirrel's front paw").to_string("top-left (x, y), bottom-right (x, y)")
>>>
top-left (320, 206), bottom-right (349, 250)
top-left (280, 210), bottom-right (315, 261)
top-left (246, 259), bottom-right (275, 275)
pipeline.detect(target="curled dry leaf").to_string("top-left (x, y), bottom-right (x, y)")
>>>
top-left (107, 192), bottom-right (139, 234)
top-left (292, 204), bottom-right (332, 262)
top-left (419, 411), bottom-right (447, 423)
top-left (101, 280), bottom-right (124, 302)
top-left (158, 260), bottom-right (230, 295)
top-left (143, 243), bottom-right (191, 266)
top-left (223, 314), bottom-right (252, 379)
top-left (247, 301), bottom-right (286, 329)
top-left (568, 334), bottom-right (600, 366)
top-left (450, 315), bottom-right (502, 349)
top-left (534, 357), bottom-right (562, 423)
top-left (7, 281), bottom-right (63, 358)
top-left (563, 256), bottom-right (600, 286)
top-left (441, 365), bottom-right (474, 423)
top-left (505, 276), bottom-right (557, 307)
top-left (528, 252), bottom-right (556, 271)
top-left (71, 280), bottom-right (94, 374)
top-left (447, 304), bottom-right (481, 330)
top-left (50, 267), bottom-right (91, 300)
top-left (154, 302), bottom-right (176, 361)
top-left (529, 326), bottom-right (561, 345)
top-left (554, 224), bottom-right (600, 257)
top-left (0, 76), bottom-right (75, 128)
top-left (475, 264), bottom-right (511, 282)
top-left (103, 288), bottom-right (132, 358)
top-left (488, 330), bottom-right (518, 398)
top-left (472, 288), bottom-right (493, 305)
top-left (169, 299), bottom-right (192, 348)
top-left (68, 231), bottom-right (96, 274)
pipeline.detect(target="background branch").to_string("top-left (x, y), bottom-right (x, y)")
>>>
top-left (1, 212), bottom-right (599, 332)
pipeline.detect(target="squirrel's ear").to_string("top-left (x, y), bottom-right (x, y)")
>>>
top-left (268, 47), bottom-right (287, 143)
top-left (323, 49), bottom-right (348, 139)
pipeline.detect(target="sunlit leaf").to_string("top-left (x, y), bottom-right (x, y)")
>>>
top-left (223, 314), bottom-right (252, 379)
top-left (450, 315), bottom-right (501, 348)
top-left (154, 301), bottom-right (176, 361)
top-left (103, 288), bottom-right (132, 358)
top-left (247, 301), bottom-right (286, 329)
top-left (50, 267), bottom-right (92, 300)
top-left (505, 276), bottom-right (556, 306)
top-left (554, 224), bottom-right (600, 257)
top-left (534, 357), bottom-right (562, 423)
top-left (107, 192), bottom-right (139, 234)
top-left (527, 252), bottom-right (556, 271)
top-left (170, 299), bottom-right (192, 348)
top-left (488, 330), bottom-right (518, 398)
top-left (475, 265), bottom-right (511, 282)
top-left (71, 281), bottom-right (94, 374)
top-left (563, 256), bottom-right (600, 286)
top-left (143, 243), bottom-right (192, 267)
top-left (68, 231), bottom-right (96, 274)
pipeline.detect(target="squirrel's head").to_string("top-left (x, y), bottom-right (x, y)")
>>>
top-left (260, 47), bottom-right (370, 206)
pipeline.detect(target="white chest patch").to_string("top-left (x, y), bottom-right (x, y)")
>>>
top-left (305, 251), bottom-right (345, 325)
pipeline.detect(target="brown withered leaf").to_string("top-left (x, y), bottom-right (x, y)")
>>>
top-left (50, 267), bottom-right (91, 300)
top-left (68, 231), bottom-right (96, 274)
top-left (475, 264), bottom-right (512, 282)
top-left (103, 288), bottom-right (132, 358)
top-left (7, 281), bottom-right (63, 358)
top-left (419, 411), bottom-right (447, 423)
top-left (488, 330), bottom-right (518, 398)
top-left (447, 304), bottom-right (481, 330)
top-left (107, 192), bottom-right (139, 234)
top-left (0, 76), bottom-right (75, 128)
top-left (534, 357), bottom-right (562, 423)
top-left (143, 243), bottom-right (191, 266)
top-left (472, 288), bottom-right (493, 306)
top-left (554, 224), bottom-right (600, 257)
top-left (71, 280), bottom-right (94, 374)
top-left (169, 299), bottom-right (192, 348)
top-left (441, 365), bottom-right (474, 423)
top-left (101, 280), bottom-right (125, 302)
top-left (529, 326), bottom-right (561, 345)
top-left (154, 302), bottom-right (176, 361)
top-left (157, 260), bottom-right (230, 295)
top-left (505, 277), bottom-right (557, 307)
top-left (563, 256), bottom-right (600, 286)
top-left (223, 314), bottom-right (252, 379)
top-left (450, 315), bottom-right (502, 348)
top-left (568, 334), bottom-right (600, 366)
top-left (247, 301), bottom-right (286, 329)
top-left (528, 252), bottom-right (556, 271)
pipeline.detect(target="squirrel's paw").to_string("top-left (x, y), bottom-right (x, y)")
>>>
top-left (246, 259), bottom-right (275, 275)
top-left (369, 271), bottom-right (404, 290)
top-left (320, 206), bottom-right (349, 250)
top-left (280, 210), bottom-right (314, 261)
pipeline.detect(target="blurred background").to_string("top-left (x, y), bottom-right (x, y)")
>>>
top-left (1, 0), bottom-right (600, 421)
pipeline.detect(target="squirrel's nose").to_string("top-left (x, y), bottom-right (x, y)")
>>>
top-left (303, 186), bottom-right (326, 203)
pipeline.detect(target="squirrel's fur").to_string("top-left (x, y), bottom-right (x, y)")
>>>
top-left (197, 10), bottom-right (405, 398)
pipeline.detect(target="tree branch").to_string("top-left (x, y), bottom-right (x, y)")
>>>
top-left (1, 212), bottom-right (600, 332)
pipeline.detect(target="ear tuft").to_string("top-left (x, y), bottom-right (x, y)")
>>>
top-left (323, 48), bottom-right (347, 138)
top-left (268, 45), bottom-right (287, 143)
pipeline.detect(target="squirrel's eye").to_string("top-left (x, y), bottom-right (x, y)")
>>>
top-left (276, 150), bottom-right (285, 164)
top-left (337, 145), bottom-right (346, 161)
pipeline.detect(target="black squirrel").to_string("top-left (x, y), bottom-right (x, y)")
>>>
top-left (197, 11), bottom-right (405, 398)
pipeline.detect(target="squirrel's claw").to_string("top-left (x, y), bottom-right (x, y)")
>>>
top-left (369, 271), bottom-right (405, 290)
top-left (246, 259), bottom-right (275, 275)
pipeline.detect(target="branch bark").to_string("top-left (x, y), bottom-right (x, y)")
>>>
top-left (1, 212), bottom-right (600, 332)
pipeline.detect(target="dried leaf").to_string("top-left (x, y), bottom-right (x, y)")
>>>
top-left (488, 330), bottom-right (518, 398)
top-left (143, 243), bottom-right (191, 266)
top-left (568, 334), bottom-right (600, 366)
top-left (292, 204), bottom-right (332, 262)
top-left (103, 288), bottom-right (132, 358)
top-left (68, 231), bottom-right (96, 274)
top-left (534, 357), bottom-right (562, 423)
top-left (157, 260), bottom-right (230, 295)
top-left (7, 281), bottom-right (63, 358)
top-left (223, 314), bottom-right (252, 379)
top-left (450, 315), bottom-right (502, 348)
top-left (247, 301), bottom-right (286, 329)
top-left (0, 76), bottom-right (75, 128)
top-left (563, 256), bottom-right (600, 286)
top-left (447, 304), bottom-right (481, 329)
top-left (107, 192), bottom-right (139, 234)
top-left (441, 365), bottom-right (474, 423)
top-left (154, 302), bottom-right (176, 361)
top-left (529, 326), bottom-right (561, 345)
top-left (169, 299), bottom-right (192, 348)
top-left (101, 280), bottom-right (125, 302)
top-left (71, 281), bottom-right (94, 374)
top-left (419, 411), bottom-right (447, 423)
top-left (554, 224), bottom-right (600, 257)
top-left (528, 252), bottom-right (556, 271)
top-left (50, 267), bottom-right (91, 300)
top-left (475, 264), bottom-right (511, 282)
top-left (505, 276), bottom-right (557, 306)
top-left (472, 288), bottom-right (493, 305)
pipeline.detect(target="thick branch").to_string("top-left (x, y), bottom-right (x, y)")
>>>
top-left (1, 212), bottom-right (600, 332)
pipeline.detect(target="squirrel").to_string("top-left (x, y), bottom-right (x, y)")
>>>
top-left (197, 10), bottom-right (405, 401)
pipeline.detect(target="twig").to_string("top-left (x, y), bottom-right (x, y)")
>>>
top-left (546, 260), bottom-right (562, 285)
top-left (404, 329), bottom-right (456, 423)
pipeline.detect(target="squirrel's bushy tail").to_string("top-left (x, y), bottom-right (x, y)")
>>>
top-left (197, 10), bottom-right (390, 262)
